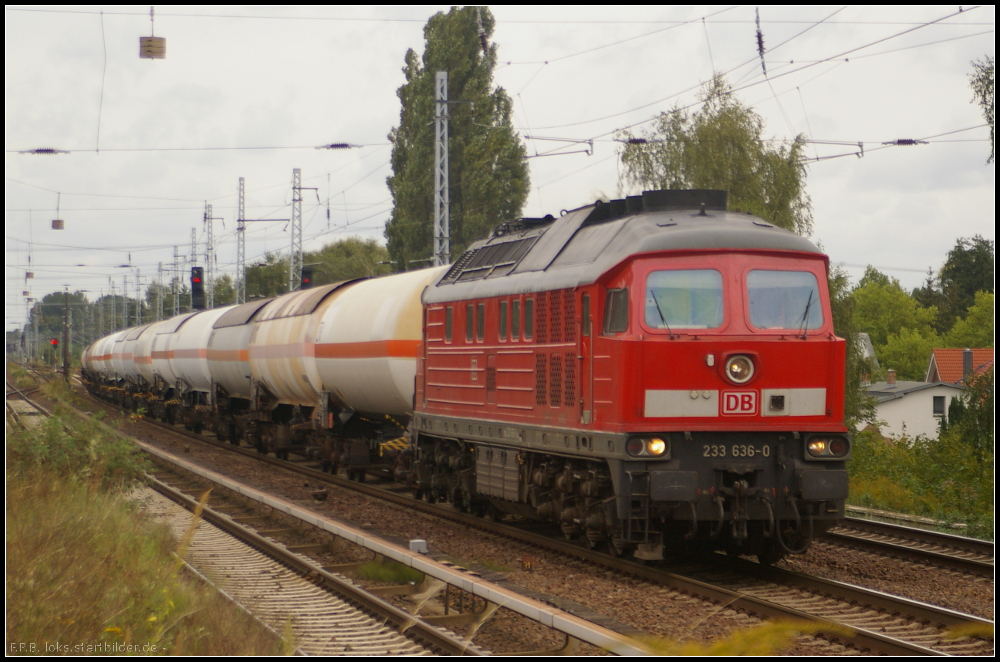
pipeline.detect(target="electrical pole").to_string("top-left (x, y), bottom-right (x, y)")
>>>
top-left (172, 246), bottom-right (180, 317)
top-left (434, 70), bottom-right (451, 267)
top-left (203, 203), bottom-right (222, 308)
top-left (135, 268), bottom-right (142, 325)
top-left (289, 168), bottom-right (303, 292)
top-left (122, 275), bottom-right (128, 329)
top-left (237, 177), bottom-right (246, 304)
top-left (157, 262), bottom-right (164, 320)
top-left (288, 169), bottom-right (318, 292)
top-left (62, 290), bottom-right (70, 382)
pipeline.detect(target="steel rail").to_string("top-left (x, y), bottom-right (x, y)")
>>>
top-left (145, 471), bottom-right (469, 656)
top-left (821, 518), bottom-right (994, 577)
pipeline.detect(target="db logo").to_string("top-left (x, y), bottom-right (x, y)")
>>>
top-left (722, 391), bottom-right (758, 415)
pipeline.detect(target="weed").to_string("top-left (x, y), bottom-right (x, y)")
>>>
top-left (634, 620), bottom-right (854, 656)
top-left (356, 560), bottom-right (424, 584)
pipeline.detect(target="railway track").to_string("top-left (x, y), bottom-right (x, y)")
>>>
top-left (823, 518), bottom-right (994, 578)
top-left (84, 393), bottom-right (993, 656)
top-left (144, 469), bottom-right (461, 655)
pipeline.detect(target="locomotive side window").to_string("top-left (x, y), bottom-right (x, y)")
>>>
top-left (582, 294), bottom-right (591, 336)
top-left (512, 300), bottom-right (520, 340)
top-left (466, 304), bottom-right (474, 342)
top-left (525, 298), bottom-right (534, 339)
top-left (477, 303), bottom-right (486, 341)
top-left (445, 306), bottom-right (453, 342)
top-left (747, 270), bottom-right (823, 330)
top-left (645, 270), bottom-right (723, 330)
top-left (603, 288), bottom-right (630, 334)
top-left (499, 301), bottom-right (508, 340)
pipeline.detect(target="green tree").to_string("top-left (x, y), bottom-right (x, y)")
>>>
top-left (617, 74), bottom-right (812, 235)
top-left (945, 291), bottom-right (995, 348)
top-left (384, 6), bottom-right (529, 269)
top-left (310, 237), bottom-right (392, 284)
top-left (939, 235), bottom-right (994, 326)
top-left (851, 267), bottom-right (938, 349)
top-left (970, 55), bottom-right (994, 164)
top-left (245, 253), bottom-right (288, 300)
top-left (213, 274), bottom-right (237, 307)
top-left (880, 327), bottom-right (941, 381)
top-left (828, 266), bottom-right (877, 429)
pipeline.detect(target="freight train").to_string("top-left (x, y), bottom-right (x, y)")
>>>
top-left (82, 189), bottom-right (850, 564)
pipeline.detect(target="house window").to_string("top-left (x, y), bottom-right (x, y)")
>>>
top-left (933, 396), bottom-right (945, 416)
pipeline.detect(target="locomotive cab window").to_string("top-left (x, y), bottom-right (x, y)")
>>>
top-left (499, 301), bottom-right (508, 340)
top-left (644, 270), bottom-right (723, 330)
top-left (747, 270), bottom-right (823, 330)
top-left (512, 300), bottom-right (520, 340)
top-left (477, 303), bottom-right (485, 341)
top-left (466, 304), bottom-right (474, 342)
top-left (603, 288), bottom-right (630, 335)
top-left (445, 306), bottom-right (453, 342)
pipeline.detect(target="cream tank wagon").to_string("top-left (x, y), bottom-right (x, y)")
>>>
top-left (82, 267), bottom-right (448, 473)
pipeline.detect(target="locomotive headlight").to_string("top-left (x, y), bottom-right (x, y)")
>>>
top-left (626, 436), bottom-right (670, 458)
top-left (806, 436), bottom-right (850, 459)
top-left (807, 439), bottom-right (827, 455)
top-left (725, 355), bottom-right (755, 384)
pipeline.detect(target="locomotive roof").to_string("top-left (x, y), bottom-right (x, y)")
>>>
top-left (424, 189), bottom-right (824, 304)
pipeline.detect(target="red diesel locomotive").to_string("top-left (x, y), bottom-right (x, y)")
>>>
top-left (409, 189), bottom-right (850, 563)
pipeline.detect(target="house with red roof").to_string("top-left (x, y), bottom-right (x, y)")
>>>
top-left (925, 348), bottom-right (994, 384)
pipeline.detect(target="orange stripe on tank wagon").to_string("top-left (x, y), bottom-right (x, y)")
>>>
top-left (206, 349), bottom-right (250, 362)
top-left (314, 340), bottom-right (420, 359)
top-left (171, 348), bottom-right (208, 359)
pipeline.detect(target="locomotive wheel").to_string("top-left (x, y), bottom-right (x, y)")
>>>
top-left (610, 530), bottom-right (630, 558)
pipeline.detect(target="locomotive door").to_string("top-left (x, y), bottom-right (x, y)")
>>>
top-left (579, 293), bottom-right (593, 425)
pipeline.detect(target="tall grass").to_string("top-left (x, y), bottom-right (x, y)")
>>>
top-left (849, 429), bottom-right (994, 539)
top-left (6, 406), bottom-right (284, 654)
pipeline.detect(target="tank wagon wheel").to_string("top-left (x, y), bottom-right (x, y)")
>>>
top-left (422, 489), bottom-right (437, 504)
top-left (412, 488), bottom-right (424, 501)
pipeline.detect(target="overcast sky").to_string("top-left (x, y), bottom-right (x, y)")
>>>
top-left (5, 5), bottom-right (995, 333)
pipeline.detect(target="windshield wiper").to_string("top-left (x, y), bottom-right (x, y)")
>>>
top-left (797, 290), bottom-right (814, 340)
top-left (651, 292), bottom-right (675, 339)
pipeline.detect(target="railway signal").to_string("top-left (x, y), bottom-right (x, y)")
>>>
top-left (191, 267), bottom-right (206, 310)
top-left (301, 267), bottom-right (314, 290)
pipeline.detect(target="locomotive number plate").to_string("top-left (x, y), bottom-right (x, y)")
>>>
top-left (703, 444), bottom-right (771, 458)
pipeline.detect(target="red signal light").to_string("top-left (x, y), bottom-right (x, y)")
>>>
top-left (50, 338), bottom-right (59, 346)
